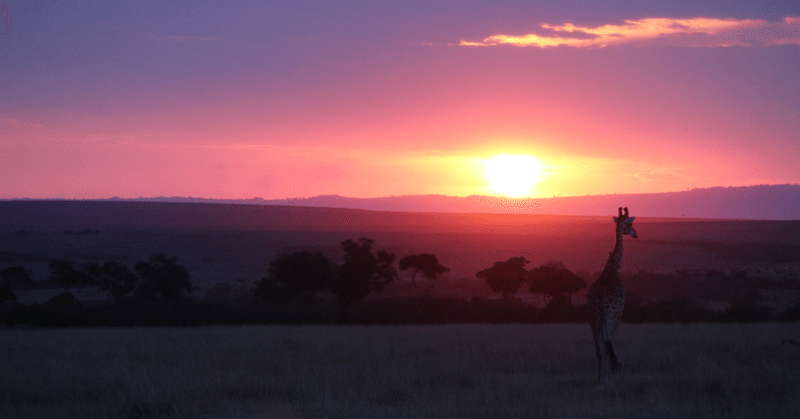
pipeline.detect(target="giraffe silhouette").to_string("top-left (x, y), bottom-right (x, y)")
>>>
top-left (587, 207), bottom-right (636, 390)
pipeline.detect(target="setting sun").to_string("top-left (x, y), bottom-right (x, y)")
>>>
top-left (485, 154), bottom-right (541, 197)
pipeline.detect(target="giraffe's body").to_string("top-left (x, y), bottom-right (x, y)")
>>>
top-left (587, 207), bottom-right (636, 390)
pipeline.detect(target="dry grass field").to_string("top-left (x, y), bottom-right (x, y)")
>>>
top-left (2, 323), bottom-right (800, 419)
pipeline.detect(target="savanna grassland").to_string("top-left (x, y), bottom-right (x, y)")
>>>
top-left (2, 323), bottom-right (800, 419)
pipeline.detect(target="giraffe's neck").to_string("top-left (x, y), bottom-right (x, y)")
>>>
top-left (600, 227), bottom-right (624, 281)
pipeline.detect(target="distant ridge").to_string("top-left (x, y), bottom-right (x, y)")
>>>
top-left (9, 184), bottom-right (800, 220)
top-left (254, 185), bottom-right (800, 219)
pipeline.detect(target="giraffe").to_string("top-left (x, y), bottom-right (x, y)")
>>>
top-left (587, 207), bottom-right (636, 390)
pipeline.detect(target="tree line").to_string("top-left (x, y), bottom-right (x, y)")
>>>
top-left (256, 240), bottom-right (586, 303)
top-left (2, 236), bottom-right (800, 327)
top-left (0, 236), bottom-right (587, 323)
top-left (1, 254), bottom-right (193, 309)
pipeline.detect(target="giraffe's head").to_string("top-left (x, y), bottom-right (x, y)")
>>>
top-left (613, 207), bottom-right (637, 238)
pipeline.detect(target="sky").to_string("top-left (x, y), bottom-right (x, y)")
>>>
top-left (1, 0), bottom-right (799, 200)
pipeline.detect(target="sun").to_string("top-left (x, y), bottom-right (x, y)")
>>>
top-left (485, 154), bottom-right (541, 197)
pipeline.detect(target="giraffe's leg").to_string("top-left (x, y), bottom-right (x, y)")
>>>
top-left (595, 343), bottom-right (603, 382)
top-left (591, 324), bottom-right (605, 384)
top-left (606, 339), bottom-right (619, 374)
top-left (597, 359), bottom-right (609, 391)
top-left (599, 343), bottom-right (617, 390)
top-left (594, 324), bottom-right (617, 390)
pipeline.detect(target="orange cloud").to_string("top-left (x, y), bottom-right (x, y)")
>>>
top-left (460, 16), bottom-right (800, 48)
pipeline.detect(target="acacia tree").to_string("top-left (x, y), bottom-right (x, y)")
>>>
top-left (527, 264), bottom-right (586, 305)
top-left (399, 253), bottom-right (449, 322)
top-left (88, 261), bottom-right (140, 303)
top-left (476, 256), bottom-right (529, 299)
top-left (134, 253), bottom-right (193, 301)
top-left (48, 259), bottom-right (94, 296)
top-left (329, 238), bottom-right (398, 314)
top-left (254, 251), bottom-right (335, 302)
top-left (399, 253), bottom-right (449, 298)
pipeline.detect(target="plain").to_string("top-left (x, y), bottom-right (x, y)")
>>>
top-left (2, 323), bottom-right (800, 419)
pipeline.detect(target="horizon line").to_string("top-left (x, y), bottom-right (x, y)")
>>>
top-left (1, 183), bottom-right (798, 202)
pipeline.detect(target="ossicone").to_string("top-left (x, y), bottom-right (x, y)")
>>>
top-left (615, 207), bottom-right (632, 222)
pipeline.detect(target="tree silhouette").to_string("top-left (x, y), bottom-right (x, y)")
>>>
top-left (253, 276), bottom-right (291, 302)
top-left (0, 281), bottom-right (15, 306)
top-left (272, 251), bottom-right (335, 294)
top-left (399, 253), bottom-right (449, 322)
top-left (255, 251), bottom-right (335, 302)
top-left (0, 266), bottom-right (34, 306)
top-left (48, 259), bottom-right (94, 296)
top-left (134, 253), bottom-right (193, 301)
top-left (527, 264), bottom-right (586, 305)
top-left (87, 261), bottom-right (140, 303)
top-left (399, 253), bottom-right (449, 297)
top-left (476, 256), bottom-right (529, 299)
top-left (0, 266), bottom-right (34, 289)
top-left (329, 238), bottom-right (398, 312)
top-left (44, 291), bottom-right (84, 310)
top-left (542, 259), bottom-right (567, 271)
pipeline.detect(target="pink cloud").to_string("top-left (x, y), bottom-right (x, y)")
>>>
top-left (459, 16), bottom-right (800, 48)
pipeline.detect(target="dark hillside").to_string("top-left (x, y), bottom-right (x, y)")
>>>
top-left (1, 201), bottom-right (799, 296)
top-left (0, 200), bottom-right (763, 233)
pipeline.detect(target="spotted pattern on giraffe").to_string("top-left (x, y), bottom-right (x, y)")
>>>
top-left (587, 207), bottom-right (636, 390)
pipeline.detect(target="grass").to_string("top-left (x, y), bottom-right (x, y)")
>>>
top-left (1, 323), bottom-right (800, 418)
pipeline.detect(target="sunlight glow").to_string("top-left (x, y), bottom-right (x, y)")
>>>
top-left (485, 155), bottom-right (541, 197)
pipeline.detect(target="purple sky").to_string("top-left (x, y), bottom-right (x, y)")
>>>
top-left (1, 1), bottom-right (799, 200)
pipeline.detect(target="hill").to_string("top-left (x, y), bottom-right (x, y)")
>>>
top-left (82, 184), bottom-right (800, 220)
top-left (0, 200), bottom-right (619, 233)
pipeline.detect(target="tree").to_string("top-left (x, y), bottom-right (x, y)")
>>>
top-left (0, 266), bottom-right (35, 307)
top-left (399, 253), bottom-right (449, 297)
top-left (252, 276), bottom-right (291, 303)
top-left (134, 253), bottom-right (193, 301)
top-left (476, 256), bottom-right (529, 299)
top-left (48, 259), bottom-right (94, 296)
top-left (329, 238), bottom-right (398, 310)
top-left (399, 253), bottom-right (449, 322)
top-left (0, 282), bottom-right (15, 307)
top-left (527, 264), bottom-right (586, 305)
top-left (91, 261), bottom-right (140, 303)
top-left (271, 251), bottom-right (335, 294)
top-left (0, 266), bottom-right (35, 289)
top-left (44, 292), bottom-right (83, 310)
top-left (207, 279), bottom-right (252, 306)
top-left (542, 259), bottom-right (567, 271)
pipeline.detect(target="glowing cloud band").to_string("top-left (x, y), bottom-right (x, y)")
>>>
top-left (460, 16), bottom-right (800, 48)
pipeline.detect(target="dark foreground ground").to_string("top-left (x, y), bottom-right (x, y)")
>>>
top-left (1, 323), bottom-right (799, 419)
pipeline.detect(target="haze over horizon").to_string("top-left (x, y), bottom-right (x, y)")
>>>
top-left (2, 1), bottom-right (799, 201)
top-left (7, 184), bottom-right (797, 220)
